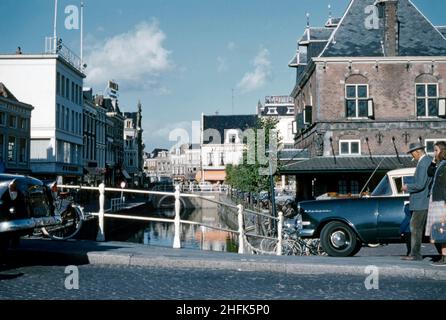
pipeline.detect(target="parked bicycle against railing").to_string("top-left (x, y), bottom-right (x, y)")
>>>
top-left (41, 182), bottom-right (85, 240)
top-left (259, 217), bottom-right (326, 256)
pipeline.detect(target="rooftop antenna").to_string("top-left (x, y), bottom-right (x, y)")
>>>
top-left (306, 12), bottom-right (310, 28)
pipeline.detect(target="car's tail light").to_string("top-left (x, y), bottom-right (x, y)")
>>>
top-left (8, 180), bottom-right (18, 201)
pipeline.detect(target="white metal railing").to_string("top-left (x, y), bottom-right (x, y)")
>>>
top-left (45, 37), bottom-right (85, 73)
top-left (58, 184), bottom-right (283, 255)
top-left (180, 184), bottom-right (229, 193)
top-left (110, 198), bottom-right (125, 212)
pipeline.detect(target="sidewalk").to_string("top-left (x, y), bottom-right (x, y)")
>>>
top-left (5, 239), bottom-right (446, 280)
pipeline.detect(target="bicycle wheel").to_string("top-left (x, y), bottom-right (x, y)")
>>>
top-left (42, 205), bottom-right (84, 240)
top-left (306, 239), bottom-right (327, 256)
top-left (274, 240), bottom-right (302, 255)
top-left (260, 238), bottom-right (276, 252)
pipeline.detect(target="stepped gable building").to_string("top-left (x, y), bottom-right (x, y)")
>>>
top-left (283, 0), bottom-right (446, 200)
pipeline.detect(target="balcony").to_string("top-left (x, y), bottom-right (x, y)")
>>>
top-left (45, 37), bottom-right (85, 74)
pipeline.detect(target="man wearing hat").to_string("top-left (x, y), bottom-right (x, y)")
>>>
top-left (401, 142), bottom-right (433, 261)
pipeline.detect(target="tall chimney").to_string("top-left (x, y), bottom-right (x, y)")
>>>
top-left (376, 0), bottom-right (399, 56)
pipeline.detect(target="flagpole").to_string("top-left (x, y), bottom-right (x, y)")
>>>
top-left (53, 0), bottom-right (58, 52)
top-left (80, 1), bottom-right (84, 63)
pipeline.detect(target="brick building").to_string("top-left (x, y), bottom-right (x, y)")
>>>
top-left (283, 0), bottom-right (446, 200)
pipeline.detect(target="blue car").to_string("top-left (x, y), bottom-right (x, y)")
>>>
top-left (297, 168), bottom-right (415, 257)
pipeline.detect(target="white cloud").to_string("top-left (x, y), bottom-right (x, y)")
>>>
top-left (85, 20), bottom-right (172, 92)
top-left (217, 56), bottom-right (227, 72)
top-left (227, 41), bottom-right (236, 51)
top-left (237, 48), bottom-right (271, 93)
top-left (153, 121), bottom-right (191, 138)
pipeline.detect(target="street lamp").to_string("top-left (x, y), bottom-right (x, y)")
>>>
top-left (120, 181), bottom-right (126, 202)
top-left (268, 154), bottom-right (277, 234)
top-left (266, 149), bottom-right (277, 234)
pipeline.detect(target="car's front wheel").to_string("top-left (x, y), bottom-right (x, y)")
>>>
top-left (320, 221), bottom-right (361, 257)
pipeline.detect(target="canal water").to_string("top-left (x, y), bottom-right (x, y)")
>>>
top-left (108, 207), bottom-right (238, 253)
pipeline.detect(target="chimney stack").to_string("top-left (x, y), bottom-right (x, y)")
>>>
top-left (376, 0), bottom-right (399, 56)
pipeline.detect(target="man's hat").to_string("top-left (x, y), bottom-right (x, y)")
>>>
top-left (407, 142), bottom-right (426, 154)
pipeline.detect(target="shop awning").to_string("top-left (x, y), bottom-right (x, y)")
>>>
top-left (195, 170), bottom-right (226, 182)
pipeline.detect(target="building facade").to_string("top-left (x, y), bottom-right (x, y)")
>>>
top-left (95, 95), bottom-right (125, 186)
top-left (284, 0), bottom-right (446, 200)
top-left (257, 96), bottom-right (296, 149)
top-left (81, 88), bottom-right (106, 185)
top-left (0, 83), bottom-right (34, 174)
top-left (144, 149), bottom-right (172, 183)
top-left (0, 52), bottom-right (85, 182)
top-left (123, 101), bottom-right (144, 186)
top-left (171, 144), bottom-right (201, 182)
top-left (200, 114), bottom-right (258, 183)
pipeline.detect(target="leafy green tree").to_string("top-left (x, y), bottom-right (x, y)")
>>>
top-left (225, 117), bottom-right (282, 193)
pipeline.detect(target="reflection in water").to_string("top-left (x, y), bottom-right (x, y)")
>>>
top-left (124, 208), bottom-right (238, 253)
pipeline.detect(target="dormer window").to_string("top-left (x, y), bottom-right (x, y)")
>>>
top-left (267, 107), bottom-right (278, 115)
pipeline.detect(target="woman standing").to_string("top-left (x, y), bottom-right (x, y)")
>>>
top-left (426, 141), bottom-right (446, 266)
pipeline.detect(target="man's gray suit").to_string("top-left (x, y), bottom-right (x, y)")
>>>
top-left (406, 154), bottom-right (433, 259)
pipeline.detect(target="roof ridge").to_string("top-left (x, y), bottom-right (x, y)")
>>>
top-left (407, 0), bottom-right (446, 41)
top-left (318, 0), bottom-right (355, 58)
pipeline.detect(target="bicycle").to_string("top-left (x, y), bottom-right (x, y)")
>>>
top-left (41, 183), bottom-right (85, 240)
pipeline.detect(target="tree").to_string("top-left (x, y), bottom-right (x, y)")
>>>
top-left (225, 117), bottom-right (282, 193)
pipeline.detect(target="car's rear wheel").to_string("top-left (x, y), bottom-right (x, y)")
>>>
top-left (320, 221), bottom-right (361, 257)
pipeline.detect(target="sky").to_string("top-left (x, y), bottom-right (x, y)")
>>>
top-left (2, 0), bottom-right (446, 151)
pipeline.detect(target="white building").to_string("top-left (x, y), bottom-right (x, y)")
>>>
top-left (200, 114), bottom-right (257, 183)
top-left (171, 144), bottom-right (201, 182)
top-left (257, 96), bottom-right (295, 149)
top-left (0, 51), bottom-right (85, 182)
top-left (144, 149), bottom-right (172, 183)
top-left (258, 96), bottom-right (303, 191)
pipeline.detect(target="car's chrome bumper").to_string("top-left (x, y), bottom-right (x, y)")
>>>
top-left (298, 228), bottom-right (315, 237)
top-left (0, 219), bottom-right (35, 233)
top-left (0, 216), bottom-right (60, 234)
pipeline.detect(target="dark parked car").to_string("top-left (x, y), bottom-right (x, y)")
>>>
top-left (0, 174), bottom-right (83, 250)
top-left (0, 174), bottom-right (56, 248)
top-left (297, 168), bottom-right (416, 257)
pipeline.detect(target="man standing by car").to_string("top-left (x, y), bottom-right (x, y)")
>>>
top-left (402, 142), bottom-right (433, 261)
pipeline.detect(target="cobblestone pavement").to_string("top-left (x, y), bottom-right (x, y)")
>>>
top-left (0, 263), bottom-right (445, 300)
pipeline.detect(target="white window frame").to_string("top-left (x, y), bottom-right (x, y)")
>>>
top-left (267, 107), bottom-right (278, 115)
top-left (345, 84), bottom-right (369, 119)
top-left (425, 138), bottom-right (446, 154)
top-left (339, 139), bottom-right (361, 156)
top-left (415, 83), bottom-right (439, 118)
